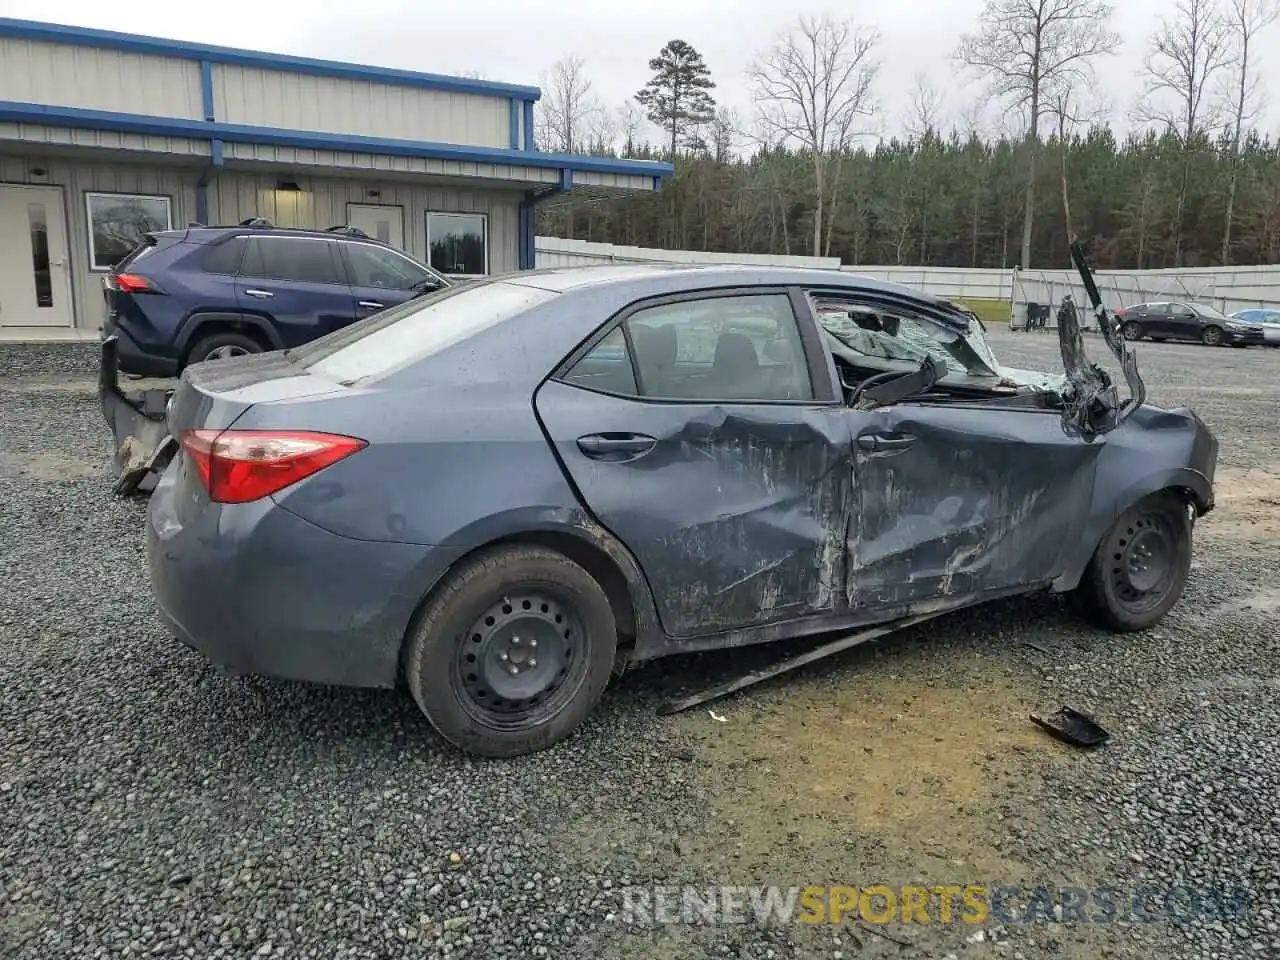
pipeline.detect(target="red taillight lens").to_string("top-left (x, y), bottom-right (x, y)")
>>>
top-left (113, 273), bottom-right (154, 293)
top-left (179, 429), bottom-right (366, 504)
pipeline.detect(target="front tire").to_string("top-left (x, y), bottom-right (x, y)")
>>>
top-left (1077, 491), bottom-right (1192, 632)
top-left (1121, 320), bottom-right (1143, 341)
top-left (1201, 325), bottom-right (1223, 346)
top-left (404, 545), bottom-right (618, 758)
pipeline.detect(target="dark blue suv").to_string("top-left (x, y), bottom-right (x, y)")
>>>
top-left (102, 219), bottom-right (450, 376)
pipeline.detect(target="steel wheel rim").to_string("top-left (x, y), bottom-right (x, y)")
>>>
top-left (1108, 513), bottom-right (1177, 614)
top-left (1203, 327), bottom-right (1221, 345)
top-left (451, 590), bottom-right (587, 731)
top-left (206, 344), bottom-right (250, 361)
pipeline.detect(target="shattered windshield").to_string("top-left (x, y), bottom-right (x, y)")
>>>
top-left (815, 303), bottom-right (991, 378)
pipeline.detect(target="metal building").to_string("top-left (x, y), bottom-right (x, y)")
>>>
top-left (0, 18), bottom-right (671, 337)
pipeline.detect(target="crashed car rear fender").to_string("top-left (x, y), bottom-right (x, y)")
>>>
top-left (1050, 465), bottom-right (1212, 593)
top-left (426, 505), bottom-right (668, 663)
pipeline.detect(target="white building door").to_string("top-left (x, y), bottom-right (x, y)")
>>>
top-left (346, 203), bottom-right (405, 251)
top-left (0, 184), bottom-right (75, 328)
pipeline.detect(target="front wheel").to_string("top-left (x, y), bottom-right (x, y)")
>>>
top-left (1076, 491), bottom-right (1193, 632)
top-left (1121, 321), bottom-right (1143, 341)
top-left (1201, 325), bottom-right (1223, 346)
top-left (404, 545), bottom-right (618, 758)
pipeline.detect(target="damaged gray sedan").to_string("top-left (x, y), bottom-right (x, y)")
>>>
top-left (118, 255), bottom-right (1217, 758)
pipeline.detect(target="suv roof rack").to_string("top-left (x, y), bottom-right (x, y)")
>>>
top-left (324, 225), bottom-right (370, 238)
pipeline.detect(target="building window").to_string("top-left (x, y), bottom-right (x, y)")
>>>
top-left (426, 212), bottom-right (487, 277)
top-left (85, 192), bottom-right (173, 271)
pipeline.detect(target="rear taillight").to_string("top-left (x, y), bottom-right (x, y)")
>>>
top-left (180, 429), bottom-right (366, 504)
top-left (113, 273), bottom-right (159, 294)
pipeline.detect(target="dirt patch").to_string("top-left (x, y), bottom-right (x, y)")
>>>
top-left (0, 452), bottom-right (101, 480)
top-left (673, 660), bottom-right (1049, 888)
top-left (1201, 465), bottom-right (1280, 538)
top-left (1210, 587), bottom-right (1280, 616)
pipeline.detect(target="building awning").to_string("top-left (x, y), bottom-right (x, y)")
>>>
top-left (0, 101), bottom-right (672, 195)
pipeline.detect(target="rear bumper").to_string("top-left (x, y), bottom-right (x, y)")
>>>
top-left (102, 320), bottom-right (180, 377)
top-left (147, 465), bottom-right (465, 688)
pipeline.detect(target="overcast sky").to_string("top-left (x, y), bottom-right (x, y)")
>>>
top-left (5, 0), bottom-right (1280, 151)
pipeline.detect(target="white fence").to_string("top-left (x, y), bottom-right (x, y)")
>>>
top-left (534, 236), bottom-right (1280, 322)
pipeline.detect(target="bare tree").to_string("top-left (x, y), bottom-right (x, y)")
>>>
top-left (1136, 0), bottom-right (1231, 140)
top-left (747, 14), bottom-right (880, 257)
top-left (905, 70), bottom-right (944, 140)
top-left (1221, 0), bottom-right (1278, 263)
top-left (709, 106), bottom-right (741, 164)
top-left (536, 55), bottom-right (603, 154)
top-left (1134, 0), bottom-right (1232, 264)
top-left (1048, 86), bottom-right (1110, 244)
top-left (616, 100), bottom-right (647, 156)
top-left (955, 0), bottom-right (1120, 269)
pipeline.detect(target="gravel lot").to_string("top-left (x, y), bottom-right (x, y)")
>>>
top-left (2, 329), bottom-right (1278, 960)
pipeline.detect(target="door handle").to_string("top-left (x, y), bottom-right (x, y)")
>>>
top-left (358, 300), bottom-right (384, 309)
top-left (856, 432), bottom-right (916, 452)
top-left (243, 289), bottom-right (274, 299)
top-left (576, 433), bottom-right (657, 460)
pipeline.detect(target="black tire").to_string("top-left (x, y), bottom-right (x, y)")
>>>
top-left (1121, 320), bottom-right (1143, 341)
top-left (404, 544), bottom-right (618, 758)
top-left (186, 331), bottom-right (264, 367)
top-left (1077, 491), bottom-right (1192, 632)
top-left (1201, 325), bottom-right (1223, 346)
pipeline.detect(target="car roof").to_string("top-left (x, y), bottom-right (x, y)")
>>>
top-left (500, 263), bottom-right (967, 312)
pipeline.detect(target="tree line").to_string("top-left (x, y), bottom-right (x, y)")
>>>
top-left (533, 0), bottom-right (1280, 271)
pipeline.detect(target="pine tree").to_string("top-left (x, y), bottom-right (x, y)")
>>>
top-left (635, 40), bottom-right (717, 159)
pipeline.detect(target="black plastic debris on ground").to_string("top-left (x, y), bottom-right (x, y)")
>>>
top-left (1031, 705), bottom-right (1111, 748)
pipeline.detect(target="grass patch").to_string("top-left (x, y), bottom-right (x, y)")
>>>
top-left (953, 297), bottom-right (1012, 325)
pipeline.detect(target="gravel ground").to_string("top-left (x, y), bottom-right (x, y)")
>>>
top-left (1, 330), bottom-right (1277, 960)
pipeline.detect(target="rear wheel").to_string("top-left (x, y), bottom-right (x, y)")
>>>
top-left (1201, 325), bottom-right (1223, 346)
top-left (1077, 491), bottom-right (1192, 632)
top-left (187, 331), bottom-right (263, 366)
top-left (404, 545), bottom-right (618, 758)
top-left (1121, 320), bottom-right (1143, 341)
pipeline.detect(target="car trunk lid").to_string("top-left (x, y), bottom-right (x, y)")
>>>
top-left (165, 350), bottom-right (347, 438)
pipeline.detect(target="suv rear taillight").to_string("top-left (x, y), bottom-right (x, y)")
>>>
top-left (180, 429), bottom-right (367, 504)
top-left (111, 273), bottom-right (163, 294)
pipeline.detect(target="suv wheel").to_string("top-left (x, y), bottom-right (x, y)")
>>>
top-left (187, 332), bottom-right (263, 366)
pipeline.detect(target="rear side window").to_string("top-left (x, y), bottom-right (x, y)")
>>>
top-left (241, 238), bottom-right (341, 285)
top-left (292, 281), bottom-right (555, 383)
top-left (200, 237), bottom-right (247, 275)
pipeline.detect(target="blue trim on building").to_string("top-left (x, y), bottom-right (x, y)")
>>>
top-left (523, 101), bottom-right (535, 151)
top-left (519, 182), bottom-right (571, 270)
top-left (210, 138), bottom-right (224, 166)
top-left (509, 100), bottom-right (520, 149)
top-left (0, 101), bottom-right (675, 179)
top-left (199, 60), bottom-right (215, 121)
top-left (560, 168), bottom-right (574, 191)
top-left (0, 17), bottom-right (542, 101)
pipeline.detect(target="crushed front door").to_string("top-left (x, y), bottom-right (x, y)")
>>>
top-left (847, 402), bottom-right (1104, 609)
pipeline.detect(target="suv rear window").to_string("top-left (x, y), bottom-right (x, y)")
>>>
top-left (291, 280), bottom-right (555, 383)
top-left (200, 236), bottom-right (247, 274)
